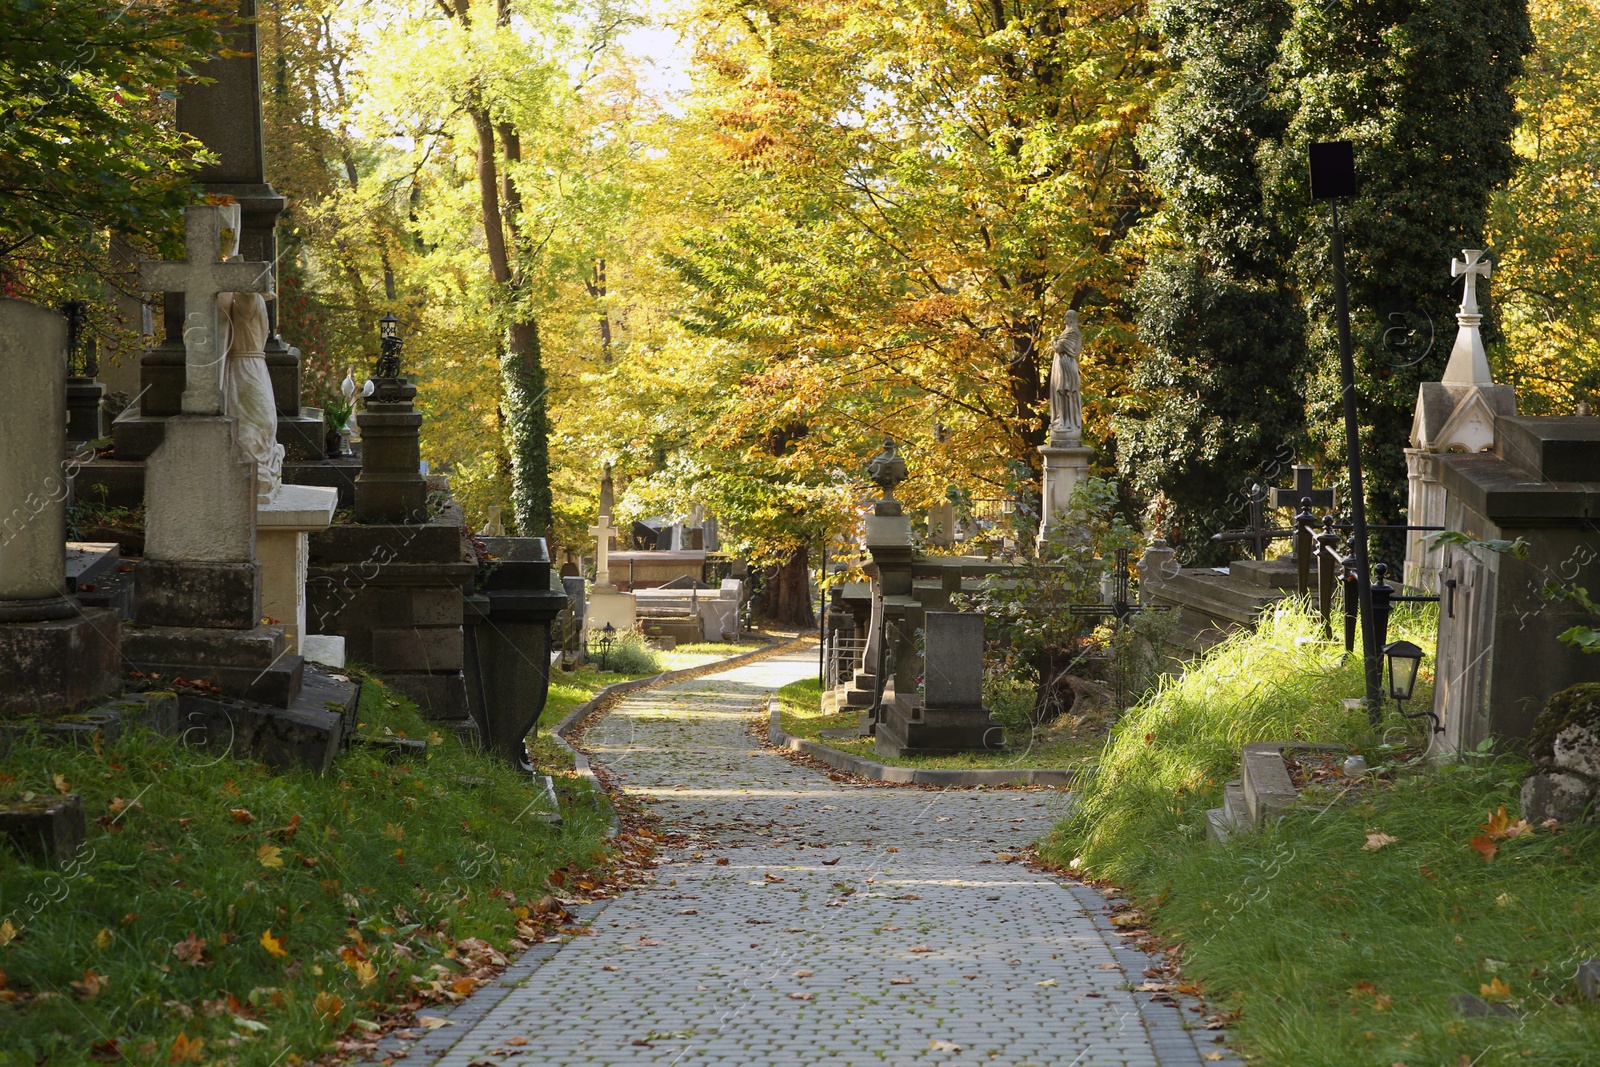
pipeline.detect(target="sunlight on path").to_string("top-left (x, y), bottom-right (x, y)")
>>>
top-left (394, 649), bottom-right (1216, 1067)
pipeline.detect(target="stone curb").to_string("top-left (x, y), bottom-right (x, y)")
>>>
top-left (550, 637), bottom-right (798, 833)
top-left (766, 697), bottom-right (1093, 787)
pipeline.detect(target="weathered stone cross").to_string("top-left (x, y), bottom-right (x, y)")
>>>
top-left (588, 514), bottom-right (615, 591)
top-left (138, 205), bottom-right (274, 416)
top-left (1451, 249), bottom-right (1491, 315)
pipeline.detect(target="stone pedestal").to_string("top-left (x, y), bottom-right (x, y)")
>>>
top-left (308, 516), bottom-right (474, 727)
top-left (586, 589), bottom-right (639, 633)
top-left (0, 298), bottom-right (123, 714)
top-left (466, 536), bottom-right (568, 768)
top-left (65, 378), bottom-right (107, 444)
top-left (1038, 439), bottom-right (1093, 549)
top-left (257, 484), bottom-right (339, 652)
top-left (355, 380), bottom-right (427, 523)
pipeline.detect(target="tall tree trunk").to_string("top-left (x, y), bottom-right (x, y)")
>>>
top-left (766, 544), bottom-right (816, 628)
top-left (503, 318), bottom-right (551, 533)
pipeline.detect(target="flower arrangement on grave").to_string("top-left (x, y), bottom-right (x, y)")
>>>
top-left (321, 374), bottom-right (359, 456)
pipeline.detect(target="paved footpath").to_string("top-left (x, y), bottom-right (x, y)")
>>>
top-left (390, 649), bottom-right (1226, 1067)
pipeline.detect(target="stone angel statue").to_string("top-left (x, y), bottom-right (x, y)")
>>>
top-left (1048, 311), bottom-right (1083, 444)
top-left (215, 202), bottom-right (284, 504)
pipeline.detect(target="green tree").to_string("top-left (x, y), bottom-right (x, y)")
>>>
top-left (0, 1), bottom-right (221, 290)
top-left (1116, 0), bottom-right (1308, 561)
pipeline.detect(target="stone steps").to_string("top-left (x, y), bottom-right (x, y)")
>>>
top-left (1206, 740), bottom-right (1346, 842)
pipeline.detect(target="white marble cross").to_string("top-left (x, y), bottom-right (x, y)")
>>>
top-left (588, 514), bottom-right (615, 590)
top-left (1451, 249), bottom-right (1491, 315)
top-left (139, 205), bottom-right (275, 416)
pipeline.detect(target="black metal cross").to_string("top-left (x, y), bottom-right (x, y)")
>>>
top-left (1268, 464), bottom-right (1336, 511)
top-left (1211, 484), bottom-right (1292, 560)
top-left (1069, 549), bottom-right (1170, 623)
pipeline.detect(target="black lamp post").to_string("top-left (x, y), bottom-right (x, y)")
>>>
top-left (376, 313), bottom-right (402, 378)
top-left (1311, 140), bottom-right (1383, 719)
top-left (1382, 639), bottom-right (1441, 733)
top-left (598, 622), bottom-right (616, 672)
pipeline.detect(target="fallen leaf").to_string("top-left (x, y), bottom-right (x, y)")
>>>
top-left (167, 1033), bottom-right (204, 1063)
top-left (884, 847), bottom-right (898, 853)
top-left (1480, 977), bottom-right (1512, 998)
top-left (52, 774), bottom-right (70, 794)
top-left (313, 991), bottom-right (344, 1021)
top-left (71, 971), bottom-right (108, 997)
top-left (890, 977), bottom-right (914, 985)
top-left (418, 1015), bottom-right (451, 1029)
top-left (93, 928), bottom-right (112, 949)
top-left (794, 969), bottom-right (813, 977)
top-left (930, 1039), bottom-right (963, 1052)
top-left (788, 991), bottom-right (813, 1000)
top-left (1373, 993), bottom-right (1393, 1011)
top-left (229, 808), bottom-right (254, 824)
top-left (507, 1037), bottom-right (529, 1047)
top-left (678, 908), bottom-right (698, 915)
top-left (1468, 835), bottom-right (1498, 863)
top-left (353, 960), bottom-right (378, 987)
top-left (821, 857), bottom-right (841, 866)
top-left (1037, 978), bottom-right (1059, 987)
top-left (259, 930), bottom-right (287, 958)
top-left (172, 935), bottom-right (207, 965)
top-left (1205, 1055), bottom-right (1225, 1062)
top-left (908, 945), bottom-right (934, 954)
top-left (714, 858), bottom-right (729, 866)
top-left (764, 873), bottom-right (785, 883)
top-left (1096, 963), bottom-right (1119, 970)
top-left (1363, 832), bottom-right (1398, 851)
top-left (0, 921), bottom-right (15, 946)
top-left (257, 844), bottom-right (284, 868)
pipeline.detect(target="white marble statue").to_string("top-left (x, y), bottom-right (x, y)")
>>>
top-left (215, 203), bottom-right (284, 503)
top-left (1048, 310), bottom-right (1083, 443)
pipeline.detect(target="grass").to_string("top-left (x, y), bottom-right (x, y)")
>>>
top-left (772, 677), bottom-right (1103, 771)
top-left (0, 672), bottom-right (611, 1067)
top-left (1040, 602), bottom-right (1600, 1065)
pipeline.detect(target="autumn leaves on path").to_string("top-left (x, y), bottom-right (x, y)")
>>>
top-left (397, 649), bottom-right (1219, 1067)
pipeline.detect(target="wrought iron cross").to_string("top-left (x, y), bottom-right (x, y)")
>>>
top-left (1069, 548), bottom-right (1170, 624)
top-left (1268, 464), bottom-right (1336, 511)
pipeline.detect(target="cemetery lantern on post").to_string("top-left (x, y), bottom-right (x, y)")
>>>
top-left (373, 313), bottom-right (403, 400)
top-left (597, 621), bottom-right (616, 672)
top-left (1381, 639), bottom-right (1440, 733)
top-left (1310, 140), bottom-right (1383, 717)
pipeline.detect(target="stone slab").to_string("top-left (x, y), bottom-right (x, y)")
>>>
top-left (309, 519), bottom-right (465, 565)
top-left (64, 542), bottom-right (121, 591)
top-left (370, 626), bottom-right (464, 671)
top-left (1497, 416), bottom-right (1600, 482)
top-left (122, 623), bottom-right (288, 668)
top-left (922, 612), bottom-right (985, 710)
top-left (0, 793), bottom-right (85, 868)
top-left (0, 610), bottom-right (121, 714)
top-left (257, 482), bottom-right (338, 529)
top-left (300, 634), bottom-right (346, 668)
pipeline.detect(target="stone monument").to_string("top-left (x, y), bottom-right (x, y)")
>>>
top-left (1038, 312), bottom-right (1094, 549)
top-left (1403, 250), bottom-right (1518, 592)
top-left (584, 513), bottom-right (637, 633)
top-left (0, 299), bottom-right (120, 713)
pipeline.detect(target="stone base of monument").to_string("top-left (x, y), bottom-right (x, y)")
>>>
top-left (874, 692), bottom-right (1004, 757)
top-left (72, 452), bottom-right (363, 511)
top-left (134, 559), bottom-right (261, 630)
top-left (122, 623), bottom-right (304, 707)
top-left (110, 410), bottom-right (326, 462)
top-left (308, 517), bottom-right (475, 725)
top-left (0, 610), bottom-right (121, 715)
top-left (585, 589), bottom-right (638, 632)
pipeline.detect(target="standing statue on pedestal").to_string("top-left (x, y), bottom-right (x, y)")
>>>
top-left (1048, 311), bottom-right (1083, 445)
top-left (215, 202), bottom-right (283, 503)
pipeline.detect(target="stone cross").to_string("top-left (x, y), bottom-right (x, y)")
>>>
top-left (1268, 464), bottom-right (1336, 511)
top-left (1452, 249), bottom-right (1491, 315)
top-left (588, 514), bottom-right (615, 591)
top-left (138, 205), bottom-right (274, 416)
top-left (1444, 249), bottom-right (1494, 387)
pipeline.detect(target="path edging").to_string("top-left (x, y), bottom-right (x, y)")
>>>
top-left (766, 697), bottom-right (1092, 787)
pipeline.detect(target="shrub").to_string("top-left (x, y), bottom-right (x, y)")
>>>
top-left (596, 628), bottom-right (662, 675)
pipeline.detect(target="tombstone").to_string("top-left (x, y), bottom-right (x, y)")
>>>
top-left (0, 299), bottom-right (121, 714)
top-left (586, 513), bottom-right (637, 632)
top-left (1404, 250), bottom-right (1518, 592)
top-left (122, 207), bottom-right (309, 706)
top-left (481, 505), bottom-right (506, 536)
top-left (878, 609), bottom-right (1002, 756)
top-left (113, 0), bottom-right (321, 465)
top-left (1431, 415), bottom-right (1600, 752)
top-left (599, 464), bottom-right (615, 522)
top-left (465, 537), bottom-right (567, 768)
top-left (703, 514), bottom-right (720, 552)
top-left (927, 500), bottom-right (957, 548)
top-left (256, 484), bottom-right (340, 654)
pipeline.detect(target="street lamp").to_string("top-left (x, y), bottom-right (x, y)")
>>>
top-left (376, 313), bottom-right (402, 379)
top-left (1311, 139), bottom-right (1383, 719)
top-left (1382, 639), bottom-right (1441, 734)
top-left (598, 622), bottom-right (616, 672)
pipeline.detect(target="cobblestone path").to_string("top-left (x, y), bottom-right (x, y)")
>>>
top-left (402, 649), bottom-right (1222, 1067)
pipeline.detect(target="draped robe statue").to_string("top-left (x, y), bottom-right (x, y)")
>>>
top-left (1048, 311), bottom-right (1083, 444)
top-left (215, 204), bottom-right (284, 504)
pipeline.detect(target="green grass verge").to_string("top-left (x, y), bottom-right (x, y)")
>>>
top-left (772, 677), bottom-right (1101, 771)
top-left (0, 673), bottom-right (611, 1066)
top-left (1040, 602), bottom-right (1600, 1064)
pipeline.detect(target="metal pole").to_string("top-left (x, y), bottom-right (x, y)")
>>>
top-left (817, 540), bottom-right (826, 685)
top-left (1330, 200), bottom-right (1383, 716)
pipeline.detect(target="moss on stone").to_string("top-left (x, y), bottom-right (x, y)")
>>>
top-left (1528, 682), bottom-right (1600, 769)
